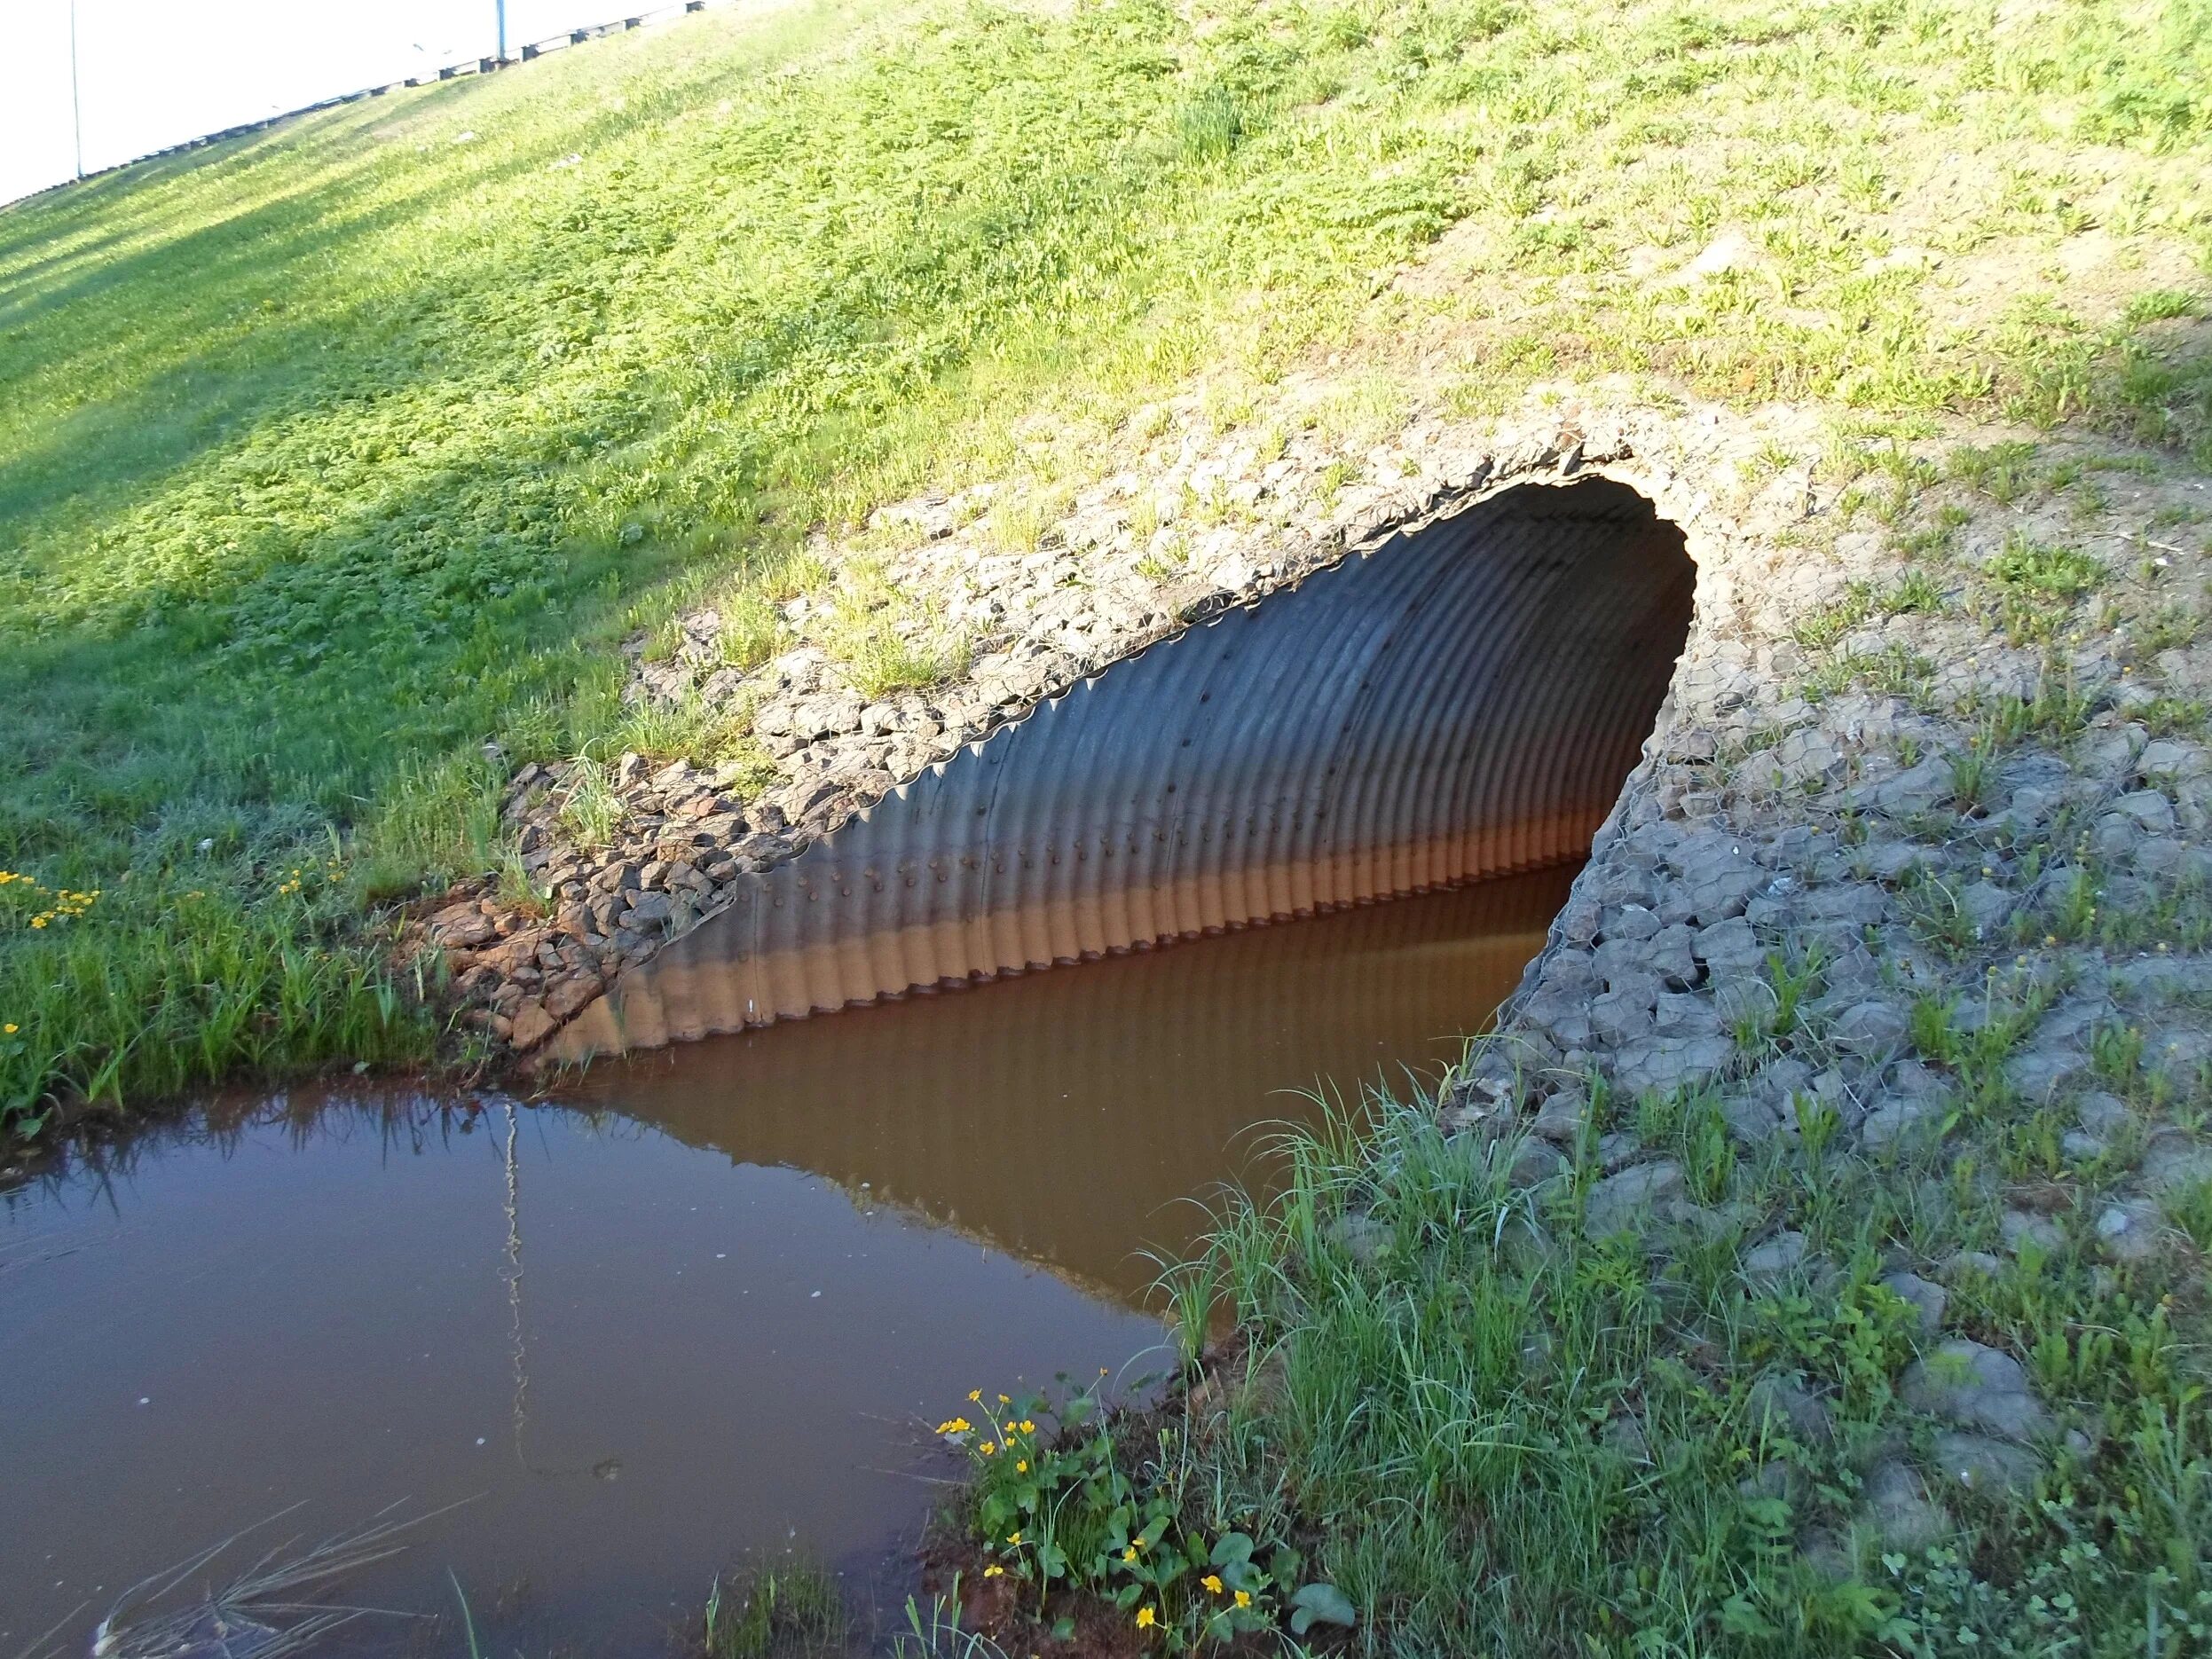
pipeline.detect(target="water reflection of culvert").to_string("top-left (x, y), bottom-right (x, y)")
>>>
top-left (559, 476), bottom-right (1696, 1056)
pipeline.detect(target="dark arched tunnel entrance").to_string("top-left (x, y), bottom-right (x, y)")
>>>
top-left (555, 477), bottom-right (1696, 1058)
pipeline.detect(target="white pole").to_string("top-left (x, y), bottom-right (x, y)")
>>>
top-left (70, 0), bottom-right (85, 179)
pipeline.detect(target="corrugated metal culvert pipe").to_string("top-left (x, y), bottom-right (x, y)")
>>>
top-left (554, 476), bottom-right (1696, 1058)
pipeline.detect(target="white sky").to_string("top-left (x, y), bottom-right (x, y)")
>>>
top-left (1, 2), bottom-right (654, 208)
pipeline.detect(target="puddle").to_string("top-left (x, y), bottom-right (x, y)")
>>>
top-left (1, 867), bottom-right (1572, 1655)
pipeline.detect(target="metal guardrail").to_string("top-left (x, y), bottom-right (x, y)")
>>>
top-left (21, 0), bottom-right (726, 205)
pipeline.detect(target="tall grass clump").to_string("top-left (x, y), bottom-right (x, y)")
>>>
top-left (1098, 1081), bottom-right (2212, 1656)
top-left (700, 1562), bottom-right (846, 1659)
top-left (0, 863), bottom-right (429, 1135)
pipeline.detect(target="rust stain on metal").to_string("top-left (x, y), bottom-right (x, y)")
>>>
top-left (554, 479), bottom-right (1694, 1058)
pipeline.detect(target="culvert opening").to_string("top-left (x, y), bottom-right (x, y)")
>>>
top-left (557, 476), bottom-right (1695, 1058)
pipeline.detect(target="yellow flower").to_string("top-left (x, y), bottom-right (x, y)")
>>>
top-left (1007, 1531), bottom-right (1023, 1546)
top-left (1201, 1574), bottom-right (1224, 1595)
top-left (983, 1564), bottom-right (1004, 1578)
top-left (1018, 1419), bottom-right (1035, 1434)
top-left (2, 1023), bottom-right (15, 1034)
top-left (1136, 1608), bottom-right (1156, 1631)
top-left (980, 1442), bottom-right (996, 1456)
top-left (968, 1390), bottom-right (982, 1403)
top-left (1015, 1460), bottom-right (1028, 1474)
top-left (935, 1417), bottom-right (972, 1435)
top-left (1122, 1546), bottom-right (1138, 1563)
top-left (998, 1394), bottom-right (1011, 1404)
top-left (1234, 1590), bottom-right (1251, 1608)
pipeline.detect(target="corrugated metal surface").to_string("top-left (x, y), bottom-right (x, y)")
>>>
top-left (574, 867), bottom-right (1579, 1303)
top-left (554, 478), bottom-right (1694, 1058)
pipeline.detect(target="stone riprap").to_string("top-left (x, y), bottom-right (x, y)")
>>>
top-left (1410, 405), bottom-right (2211, 1570)
top-left (421, 393), bottom-right (2210, 1108)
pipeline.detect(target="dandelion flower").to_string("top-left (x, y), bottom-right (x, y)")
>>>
top-left (1136, 1608), bottom-right (1156, 1631)
top-left (1201, 1574), bottom-right (1224, 1595)
top-left (1234, 1590), bottom-right (1252, 1608)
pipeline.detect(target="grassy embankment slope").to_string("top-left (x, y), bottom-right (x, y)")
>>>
top-left (1, 0), bottom-right (2206, 1131)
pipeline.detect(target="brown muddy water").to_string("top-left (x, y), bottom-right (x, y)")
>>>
top-left (2, 867), bottom-right (1572, 1656)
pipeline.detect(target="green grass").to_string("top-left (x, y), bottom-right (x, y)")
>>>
top-left (4, 0), bottom-right (2212, 1132)
top-left (1064, 1070), bottom-right (2211, 1658)
top-left (701, 1562), bottom-right (847, 1659)
top-left (1987, 532), bottom-right (2106, 600)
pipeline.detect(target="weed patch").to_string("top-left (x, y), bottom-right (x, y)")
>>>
top-left (970, 1077), bottom-right (2212, 1656)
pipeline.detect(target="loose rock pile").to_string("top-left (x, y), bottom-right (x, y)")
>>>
top-left (425, 752), bottom-right (794, 1049)
top-left (1429, 412), bottom-right (2212, 1561)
